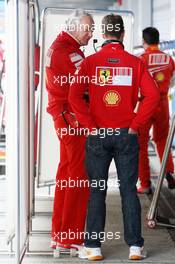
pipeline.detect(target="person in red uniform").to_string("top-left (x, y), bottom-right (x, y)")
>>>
top-left (137, 27), bottom-right (175, 194)
top-left (45, 10), bottom-right (94, 249)
top-left (69, 14), bottom-right (160, 261)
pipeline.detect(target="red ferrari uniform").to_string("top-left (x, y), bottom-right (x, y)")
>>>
top-left (45, 31), bottom-right (89, 245)
top-left (69, 42), bottom-right (160, 132)
top-left (138, 45), bottom-right (175, 188)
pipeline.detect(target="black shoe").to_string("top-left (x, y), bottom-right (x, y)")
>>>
top-left (166, 172), bottom-right (175, 189)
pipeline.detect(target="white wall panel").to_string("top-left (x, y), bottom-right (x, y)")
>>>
top-left (153, 0), bottom-right (173, 41)
top-left (6, 0), bottom-right (16, 244)
top-left (170, 0), bottom-right (175, 39)
top-left (111, 0), bottom-right (152, 46)
top-left (6, 0), bottom-right (29, 262)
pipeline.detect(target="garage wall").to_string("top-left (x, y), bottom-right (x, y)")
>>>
top-left (38, 0), bottom-right (175, 44)
top-left (112, 0), bottom-right (152, 46)
top-left (113, 0), bottom-right (175, 45)
top-left (170, 0), bottom-right (175, 39)
top-left (153, 0), bottom-right (172, 41)
top-left (38, 0), bottom-right (116, 12)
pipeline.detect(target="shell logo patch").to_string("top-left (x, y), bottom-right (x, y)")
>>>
top-left (103, 90), bottom-right (121, 106)
top-left (99, 69), bottom-right (111, 83)
top-left (155, 72), bottom-right (165, 82)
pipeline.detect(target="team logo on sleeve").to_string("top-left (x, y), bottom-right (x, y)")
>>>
top-left (96, 67), bottom-right (133, 86)
top-left (69, 52), bottom-right (83, 62)
top-left (155, 72), bottom-right (165, 82)
top-left (69, 52), bottom-right (83, 69)
top-left (149, 54), bottom-right (170, 65)
top-left (103, 90), bottom-right (121, 106)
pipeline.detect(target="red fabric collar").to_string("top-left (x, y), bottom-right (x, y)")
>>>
top-left (146, 45), bottom-right (159, 52)
top-left (102, 42), bottom-right (124, 51)
top-left (57, 31), bottom-right (80, 49)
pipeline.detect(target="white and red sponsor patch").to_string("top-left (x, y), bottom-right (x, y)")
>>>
top-left (148, 53), bottom-right (170, 65)
top-left (69, 52), bottom-right (83, 62)
top-left (69, 52), bottom-right (83, 69)
top-left (96, 66), bottom-right (133, 86)
top-left (74, 60), bottom-right (83, 69)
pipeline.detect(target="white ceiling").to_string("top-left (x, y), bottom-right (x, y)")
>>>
top-left (38, 0), bottom-right (116, 13)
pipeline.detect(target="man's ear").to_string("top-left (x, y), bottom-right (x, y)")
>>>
top-left (120, 31), bottom-right (125, 41)
top-left (142, 39), bottom-right (147, 49)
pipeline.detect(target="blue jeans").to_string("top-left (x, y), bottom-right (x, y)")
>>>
top-left (85, 128), bottom-right (144, 248)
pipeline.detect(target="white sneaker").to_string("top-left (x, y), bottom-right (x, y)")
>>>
top-left (78, 246), bottom-right (103, 261)
top-left (129, 246), bottom-right (147, 260)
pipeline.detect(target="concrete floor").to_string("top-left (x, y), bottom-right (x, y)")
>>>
top-left (1, 153), bottom-right (175, 264)
top-left (23, 186), bottom-right (175, 263)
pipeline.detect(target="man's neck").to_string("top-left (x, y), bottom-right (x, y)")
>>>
top-left (66, 31), bottom-right (81, 45)
top-left (102, 39), bottom-right (124, 48)
top-left (146, 44), bottom-right (159, 51)
top-left (105, 37), bottom-right (121, 42)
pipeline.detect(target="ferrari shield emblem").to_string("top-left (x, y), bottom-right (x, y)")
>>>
top-left (99, 69), bottom-right (111, 83)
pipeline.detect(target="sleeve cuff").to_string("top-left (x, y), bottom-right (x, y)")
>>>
top-left (129, 122), bottom-right (139, 132)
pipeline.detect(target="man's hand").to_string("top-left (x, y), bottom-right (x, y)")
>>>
top-left (128, 128), bottom-right (138, 135)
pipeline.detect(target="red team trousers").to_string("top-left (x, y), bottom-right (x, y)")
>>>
top-left (139, 46), bottom-right (175, 188)
top-left (45, 32), bottom-right (90, 245)
top-left (51, 117), bottom-right (89, 244)
top-left (139, 97), bottom-right (174, 188)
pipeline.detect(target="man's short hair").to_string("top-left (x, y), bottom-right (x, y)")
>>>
top-left (102, 14), bottom-right (124, 39)
top-left (142, 27), bottom-right (160, 45)
top-left (66, 9), bottom-right (93, 32)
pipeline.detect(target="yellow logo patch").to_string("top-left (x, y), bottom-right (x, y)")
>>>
top-left (103, 90), bottom-right (121, 106)
top-left (155, 72), bottom-right (165, 82)
top-left (99, 69), bottom-right (111, 83)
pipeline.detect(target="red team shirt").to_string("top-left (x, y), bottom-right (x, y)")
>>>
top-left (140, 45), bottom-right (175, 96)
top-left (45, 31), bottom-right (85, 120)
top-left (69, 42), bottom-right (160, 132)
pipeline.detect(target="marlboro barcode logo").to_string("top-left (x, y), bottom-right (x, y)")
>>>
top-left (96, 67), bottom-right (133, 86)
top-left (149, 54), bottom-right (170, 65)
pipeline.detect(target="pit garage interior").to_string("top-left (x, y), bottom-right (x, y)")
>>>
top-left (0, 0), bottom-right (175, 263)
